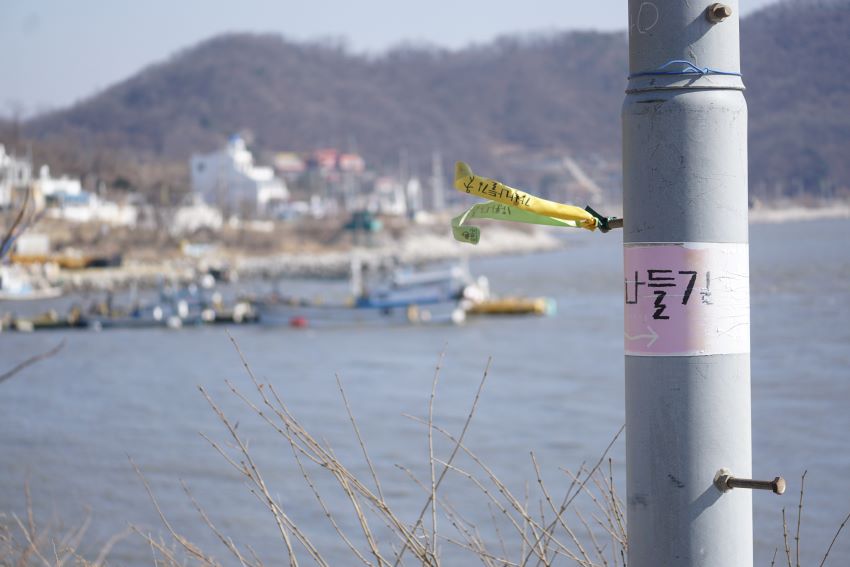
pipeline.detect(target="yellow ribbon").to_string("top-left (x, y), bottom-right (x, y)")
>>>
top-left (453, 162), bottom-right (598, 230)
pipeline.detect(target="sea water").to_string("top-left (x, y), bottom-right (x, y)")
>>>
top-left (1, 219), bottom-right (848, 564)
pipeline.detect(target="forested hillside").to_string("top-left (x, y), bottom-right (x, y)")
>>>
top-left (11, 0), bottom-right (850, 199)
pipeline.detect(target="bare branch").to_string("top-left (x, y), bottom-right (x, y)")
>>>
top-left (819, 509), bottom-right (850, 567)
top-left (783, 508), bottom-right (792, 567)
top-left (0, 340), bottom-right (66, 385)
top-left (796, 470), bottom-right (806, 567)
top-left (128, 456), bottom-right (220, 565)
top-left (0, 186), bottom-right (32, 260)
top-left (427, 352), bottom-right (442, 562)
top-left (336, 373), bottom-right (385, 503)
top-left (394, 356), bottom-right (491, 566)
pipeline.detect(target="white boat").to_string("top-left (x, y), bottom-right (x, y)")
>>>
top-left (0, 265), bottom-right (62, 301)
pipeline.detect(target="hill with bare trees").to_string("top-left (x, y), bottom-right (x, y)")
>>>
top-left (9, 0), bottom-right (850, 201)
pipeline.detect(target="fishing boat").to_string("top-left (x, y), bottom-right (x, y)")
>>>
top-left (465, 296), bottom-right (556, 316)
top-left (255, 260), bottom-right (480, 328)
top-left (2, 309), bottom-right (87, 332)
top-left (86, 279), bottom-right (257, 330)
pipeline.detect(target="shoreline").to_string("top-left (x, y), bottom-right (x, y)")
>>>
top-left (748, 203), bottom-right (850, 224)
top-left (11, 204), bottom-right (850, 293)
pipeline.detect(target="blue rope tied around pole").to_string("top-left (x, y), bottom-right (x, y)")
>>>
top-left (628, 59), bottom-right (741, 79)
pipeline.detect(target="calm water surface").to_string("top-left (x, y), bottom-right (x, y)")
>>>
top-left (1, 219), bottom-right (848, 564)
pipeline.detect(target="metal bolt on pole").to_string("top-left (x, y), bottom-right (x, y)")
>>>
top-left (715, 468), bottom-right (787, 495)
top-left (623, 1), bottom-right (753, 566)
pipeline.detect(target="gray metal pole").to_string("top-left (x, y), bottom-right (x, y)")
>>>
top-left (623, 1), bottom-right (752, 566)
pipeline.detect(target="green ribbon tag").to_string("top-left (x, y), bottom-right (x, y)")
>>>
top-left (451, 201), bottom-right (584, 245)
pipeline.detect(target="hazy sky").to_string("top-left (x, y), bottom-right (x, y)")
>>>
top-left (3, 0), bottom-right (779, 117)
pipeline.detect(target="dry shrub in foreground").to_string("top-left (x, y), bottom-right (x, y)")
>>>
top-left (138, 335), bottom-right (850, 567)
top-left (0, 482), bottom-right (129, 567)
top-left (8, 333), bottom-right (846, 566)
top-left (135, 335), bottom-right (628, 566)
top-left (771, 471), bottom-right (850, 567)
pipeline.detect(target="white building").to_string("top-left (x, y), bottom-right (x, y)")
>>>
top-left (36, 165), bottom-right (82, 198)
top-left (46, 191), bottom-right (138, 226)
top-left (170, 194), bottom-right (224, 235)
top-left (370, 176), bottom-right (408, 215)
top-left (29, 165), bottom-right (135, 226)
top-left (405, 177), bottom-right (423, 216)
top-left (0, 145), bottom-right (32, 209)
top-left (363, 176), bottom-right (424, 217)
top-left (190, 135), bottom-right (288, 215)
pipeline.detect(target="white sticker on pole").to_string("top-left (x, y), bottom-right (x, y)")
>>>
top-left (624, 242), bottom-right (749, 356)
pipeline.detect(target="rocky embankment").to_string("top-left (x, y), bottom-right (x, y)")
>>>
top-left (49, 224), bottom-right (562, 291)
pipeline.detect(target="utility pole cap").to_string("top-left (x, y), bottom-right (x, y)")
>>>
top-left (706, 3), bottom-right (733, 22)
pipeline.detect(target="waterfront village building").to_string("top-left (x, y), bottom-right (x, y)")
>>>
top-left (0, 145), bottom-right (32, 209)
top-left (273, 152), bottom-right (306, 178)
top-left (271, 148), bottom-right (368, 218)
top-left (32, 166), bottom-right (137, 226)
top-left (36, 165), bottom-right (82, 198)
top-left (368, 176), bottom-right (422, 216)
top-left (190, 135), bottom-right (288, 215)
top-left (169, 194), bottom-right (224, 235)
top-left (47, 193), bottom-right (138, 226)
